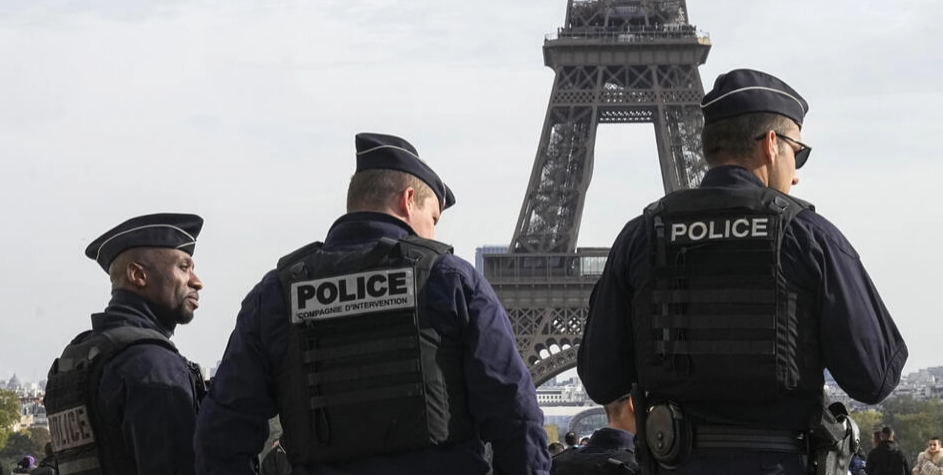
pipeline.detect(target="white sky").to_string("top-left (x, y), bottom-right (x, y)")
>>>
top-left (2, 0), bottom-right (941, 384)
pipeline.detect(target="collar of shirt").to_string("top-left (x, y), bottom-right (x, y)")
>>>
top-left (586, 427), bottom-right (635, 452)
top-left (323, 211), bottom-right (416, 250)
top-left (700, 165), bottom-right (766, 188)
top-left (91, 288), bottom-right (174, 338)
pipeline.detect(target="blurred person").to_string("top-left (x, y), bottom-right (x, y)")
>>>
top-left (867, 427), bottom-right (909, 475)
top-left (913, 437), bottom-right (942, 475)
top-left (551, 394), bottom-right (638, 475)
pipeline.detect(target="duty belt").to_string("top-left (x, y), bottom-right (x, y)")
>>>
top-left (694, 425), bottom-right (804, 453)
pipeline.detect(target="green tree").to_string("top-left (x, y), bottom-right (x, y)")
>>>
top-left (878, 395), bottom-right (943, 461)
top-left (27, 426), bottom-right (50, 453)
top-left (851, 409), bottom-right (883, 437)
top-left (0, 430), bottom-right (41, 461)
top-left (0, 389), bottom-right (20, 449)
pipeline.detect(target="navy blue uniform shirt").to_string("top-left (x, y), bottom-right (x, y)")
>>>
top-left (194, 212), bottom-right (550, 475)
top-left (551, 428), bottom-right (638, 475)
top-left (94, 289), bottom-right (202, 475)
top-left (578, 166), bottom-right (908, 430)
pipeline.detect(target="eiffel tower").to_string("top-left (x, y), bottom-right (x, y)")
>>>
top-left (481, 0), bottom-right (711, 386)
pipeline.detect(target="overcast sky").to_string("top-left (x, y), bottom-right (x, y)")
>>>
top-left (1, 0), bottom-right (941, 386)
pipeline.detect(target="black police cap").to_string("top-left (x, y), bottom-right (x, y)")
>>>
top-left (85, 213), bottom-right (204, 272)
top-left (701, 69), bottom-right (809, 127)
top-left (354, 132), bottom-right (456, 211)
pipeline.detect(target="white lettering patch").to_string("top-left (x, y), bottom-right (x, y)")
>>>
top-left (290, 268), bottom-right (416, 323)
top-left (668, 217), bottom-right (771, 244)
top-left (49, 405), bottom-right (95, 451)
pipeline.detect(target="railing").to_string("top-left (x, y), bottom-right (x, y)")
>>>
top-left (481, 250), bottom-right (609, 283)
top-left (545, 26), bottom-right (710, 43)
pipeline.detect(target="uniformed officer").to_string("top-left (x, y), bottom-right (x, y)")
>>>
top-left (194, 133), bottom-right (550, 475)
top-left (577, 69), bottom-right (908, 475)
top-left (551, 395), bottom-right (639, 475)
top-left (44, 213), bottom-right (207, 475)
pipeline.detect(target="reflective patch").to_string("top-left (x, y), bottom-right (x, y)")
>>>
top-left (49, 405), bottom-right (95, 451)
top-left (290, 268), bottom-right (415, 322)
top-left (668, 216), bottom-right (771, 244)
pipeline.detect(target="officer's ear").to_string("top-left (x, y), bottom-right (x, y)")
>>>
top-left (397, 186), bottom-right (419, 218)
top-left (126, 262), bottom-right (148, 288)
top-left (758, 130), bottom-right (779, 166)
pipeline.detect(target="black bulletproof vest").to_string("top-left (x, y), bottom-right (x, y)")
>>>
top-left (275, 235), bottom-right (475, 465)
top-left (632, 187), bottom-right (823, 403)
top-left (44, 326), bottom-right (204, 475)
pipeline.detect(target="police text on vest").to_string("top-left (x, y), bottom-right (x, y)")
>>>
top-left (290, 268), bottom-right (416, 322)
top-left (49, 405), bottom-right (96, 451)
top-left (669, 217), bottom-right (770, 243)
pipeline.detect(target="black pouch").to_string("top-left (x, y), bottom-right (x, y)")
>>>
top-left (645, 402), bottom-right (692, 470)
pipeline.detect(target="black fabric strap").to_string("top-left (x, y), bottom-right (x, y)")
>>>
top-left (654, 340), bottom-right (775, 355)
top-left (695, 425), bottom-right (803, 453)
top-left (304, 336), bottom-right (417, 363)
top-left (652, 289), bottom-right (775, 305)
top-left (653, 314), bottom-right (775, 330)
top-left (307, 360), bottom-right (420, 385)
top-left (310, 383), bottom-right (423, 409)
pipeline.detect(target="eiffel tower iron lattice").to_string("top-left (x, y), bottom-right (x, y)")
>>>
top-left (482, 0), bottom-right (711, 386)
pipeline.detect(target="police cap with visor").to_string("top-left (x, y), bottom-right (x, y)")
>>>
top-left (701, 68), bottom-right (812, 168)
top-left (355, 132), bottom-right (456, 211)
top-left (85, 213), bottom-right (204, 272)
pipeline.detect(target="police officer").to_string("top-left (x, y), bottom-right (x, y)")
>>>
top-left (577, 69), bottom-right (908, 475)
top-left (551, 395), bottom-right (639, 475)
top-left (44, 213), bottom-right (207, 475)
top-left (194, 133), bottom-right (551, 475)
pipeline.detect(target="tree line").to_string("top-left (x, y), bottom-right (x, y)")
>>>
top-left (852, 395), bottom-right (943, 463)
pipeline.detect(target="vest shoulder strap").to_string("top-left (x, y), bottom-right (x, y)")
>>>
top-left (399, 235), bottom-right (454, 256)
top-left (53, 327), bottom-right (176, 374)
top-left (276, 241), bottom-right (325, 276)
top-left (646, 187), bottom-right (813, 227)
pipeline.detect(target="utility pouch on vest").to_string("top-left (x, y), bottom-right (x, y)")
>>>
top-left (44, 327), bottom-right (177, 475)
top-left (809, 402), bottom-right (859, 475)
top-left (644, 402), bottom-right (692, 470)
top-left (276, 236), bottom-right (474, 465)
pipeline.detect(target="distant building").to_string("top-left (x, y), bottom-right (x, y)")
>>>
top-left (474, 245), bottom-right (508, 273)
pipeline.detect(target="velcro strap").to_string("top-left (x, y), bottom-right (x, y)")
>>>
top-left (652, 289), bottom-right (775, 304)
top-left (654, 340), bottom-right (775, 355)
top-left (654, 264), bottom-right (774, 278)
top-left (307, 360), bottom-right (421, 385)
top-left (653, 314), bottom-right (775, 330)
top-left (304, 336), bottom-right (417, 363)
top-left (695, 425), bottom-right (803, 453)
top-left (310, 383), bottom-right (423, 409)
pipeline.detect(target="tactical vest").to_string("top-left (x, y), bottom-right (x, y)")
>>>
top-left (44, 327), bottom-right (205, 475)
top-left (275, 235), bottom-right (475, 465)
top-left (632, 187), bottom-right (823, 403)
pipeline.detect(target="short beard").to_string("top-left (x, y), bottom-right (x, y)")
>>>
top-left (153, 303), bottom-right (194, 331)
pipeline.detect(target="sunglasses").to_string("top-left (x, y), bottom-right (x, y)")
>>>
top-left (754, 132), bottom-right (812, 169)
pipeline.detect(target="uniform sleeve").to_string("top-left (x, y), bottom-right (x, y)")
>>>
top-left (194, 273), bottom-right (284, 475)
top-left (784, 213), bottom-right (908, 404)
top-left (100, 346), bottom-right (200, 475)
top-left (428, 257), bottom-right (551, 475)
top-left (577, 217), bottom-right (645, 405)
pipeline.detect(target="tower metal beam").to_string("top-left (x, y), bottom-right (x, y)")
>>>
top-left (484, 0), bottom-right (712, 385)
